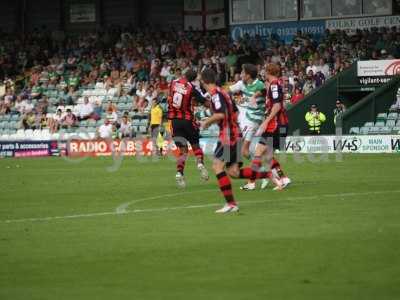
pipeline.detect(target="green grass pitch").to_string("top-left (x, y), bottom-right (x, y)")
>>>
top-left (0, 154), bottom-right (399, 299)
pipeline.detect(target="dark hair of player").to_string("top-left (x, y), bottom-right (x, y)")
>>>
top-left (184, 69), bottom-right (198, 82)
top-left (201, 68), bottom-right (217, 85)
top-left (242, 63), bottom-right (258, 79)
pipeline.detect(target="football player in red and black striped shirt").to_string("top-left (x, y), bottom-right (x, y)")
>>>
top-left (249, 63), bottom-right (291, 190)
top-left (167, 69), bottom-right (209, 188)
top-left (199, 69), bottom-right (280, 213)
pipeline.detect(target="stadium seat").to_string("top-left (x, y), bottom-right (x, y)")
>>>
top-left (376, 113), bottom-right (387, 121)
top-left (10, 114), bottom-right (20, 122)
top-left (349, 127), bottom-right (360, 134)
top-left (392, 126), bottom-right (400, 134)
top-left (48, 107), bottom-right (57, 113)
top-left (364, 122), bottom-right (374, 127)
top-left (380, 126), bottom-right (391, 134)
top-left (88, 119), bottom-right (97, 127)
top-left (24, 129), bottom-right (34, 139)
top-left (387, 112), bottom-right (398, 120)
top-left (369, 127), bottom-right (380, 134)
top-left (16, 129), bottom-right (25, 139)
top-left (386, 119), bottom-right (396, 127)
top-left (139, 126), bottom-right (147, 134)
top-left (359, 127), bottom-right (370, 135)
top-left (375, 121), bottom-right (385, 127)
top-left (397, 120), bottom-right (400, 127)
top-left (0, 134), bottom-right (9, 141)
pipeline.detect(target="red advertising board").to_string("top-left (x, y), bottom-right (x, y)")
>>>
top-left (67, 139), bottom-right (188, 157)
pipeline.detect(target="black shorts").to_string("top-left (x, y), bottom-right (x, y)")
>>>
top-left (214, 141), bottom-right (243, 168)
top-left (259, 126), bottom-right (288, 151)
top-left (171, 119), bottom-right (200, 147)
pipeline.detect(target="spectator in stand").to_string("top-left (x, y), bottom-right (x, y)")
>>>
top-left (105, 109), bottom-right (118, 125)
top-left (31, 83), bottom-right (43, 99)
top-left (77, 96), bottom-right (94, 121)
top-left (291, 87), bottom-right (305, 105)
top-left (92, 101), bottom-right (103, 120)
top-left (20, 97), bottom-right (34, 114)
top-left (135, 81), bottom-right (147, 109)
top-left (47, 109), bottom-right (63, 133)
top-left (22, 111), bottom-right (36, 129)
top-left (60, 108), bottom-right (77, 129)
top-left (305, 104), bottom-right (326, 135)
top-left (0, 99), bottom-right (10, 115)
top-left (303, 73), bottom-right (316, 96)
top-left (118, 115), bottom-right (133, 138)
top-left (97, 118), bottom-right (114, 139)
top-left (106, 100), bottom-right (117, 114)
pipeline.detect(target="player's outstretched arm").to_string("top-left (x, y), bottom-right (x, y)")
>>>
top-left (200, 113), bottom-right (224, 130)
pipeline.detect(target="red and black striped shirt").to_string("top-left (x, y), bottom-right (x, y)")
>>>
top-left (265, 79), bottom-right (289, 133)
top-left (210, 87), bottom-right (241, 146)
top-left (168, 77), bottom-right (204, 121)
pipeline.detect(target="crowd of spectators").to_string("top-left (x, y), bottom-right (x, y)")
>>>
top-left (1, 25), bottom-right (400, 137)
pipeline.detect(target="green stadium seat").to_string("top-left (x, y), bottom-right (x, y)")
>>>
top-left (48, 107), bottom-right (57, 113)
top-left (364, 122), bottom-right (374, 127)
top-left (375, 121), bottom-right (385, 127)
top-left (369, 127), bottom-right (380, 134)
top-left (139, 126), bottom-right (147, 134)
top-left (359, 127), bottom-right (370, 135)
top-left (10, 114), bottom-right (19, 122)
top-left (380, 126), bottom-right (391, 134)
top-left (140, 119), bottom-right (149, 125)
top-left (88, 119), bottom-right (97, 127)
top-left (80, 120), bottom-right (88, 127)
top-left (376, 113), bottom-right (387, 121)
top-left (386, 119), bottom-right (396, 127)
top-left (387, 112), bottom-right (398, 120)
top-left (392, 126), bottom-right (400, 134)
top-left (8, 121), bottom-right (17, 130)
top-left (349, 127), bottom-right (360, 134)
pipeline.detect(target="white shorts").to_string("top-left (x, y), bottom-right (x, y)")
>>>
top-left (240, 119), bottom-right (259, 142)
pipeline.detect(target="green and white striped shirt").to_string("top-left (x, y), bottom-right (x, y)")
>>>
top-left (230, 79), bottom-right (266, 125)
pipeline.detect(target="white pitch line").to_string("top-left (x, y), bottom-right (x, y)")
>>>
top-left (115, 189), bottom-right (216, 214)
top-left (2, 190), bottom-right (400, 224)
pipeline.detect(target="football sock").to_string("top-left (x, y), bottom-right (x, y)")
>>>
top-left (239, 168), bottom-right (272, 179)
top-left (250, 155), bottom-right (263, 182)
top-left (177, 151), bottom-right (188, 175)
top-left (216, 171), bottom-right (236, 204)
top-left (193, 146), bottom-right (204, 165)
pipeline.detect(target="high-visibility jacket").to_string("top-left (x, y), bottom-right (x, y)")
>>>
top-left (305, 111), bottom-right (326, 133)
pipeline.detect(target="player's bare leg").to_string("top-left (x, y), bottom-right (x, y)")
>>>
top-left (192, 144), bottom-right (209, 181)
top-left (213, 159), bottom-right (239, 214)
top-left (239, 140), bottom-right (257, 191)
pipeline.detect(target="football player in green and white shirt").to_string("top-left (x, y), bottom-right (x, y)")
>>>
top-left (229, 64), bottom-right (269, 190)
